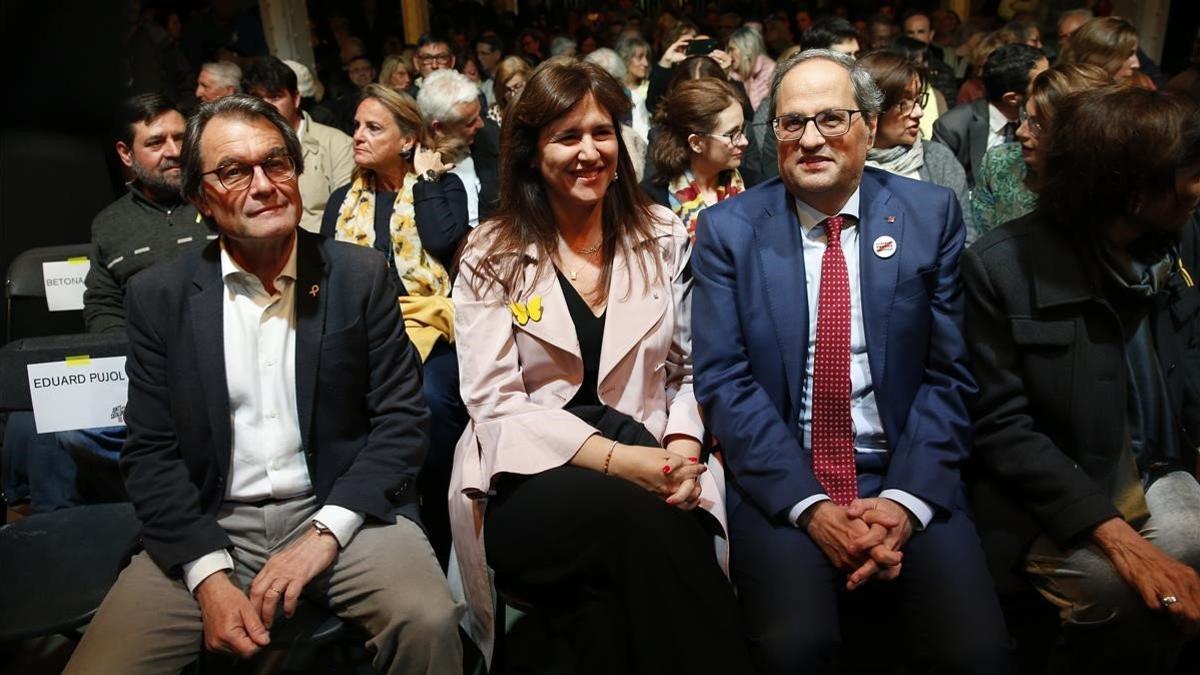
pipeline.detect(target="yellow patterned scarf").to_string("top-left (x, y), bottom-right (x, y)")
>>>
top-left (333, 172), bottom-right (451, 299)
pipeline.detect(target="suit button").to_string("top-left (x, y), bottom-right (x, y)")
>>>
top-left (1168, 362), bottom-right (1176, 373)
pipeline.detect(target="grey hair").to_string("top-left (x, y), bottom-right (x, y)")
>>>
top-left (615, 34), bottom-right (650, 65)
top-left (550, 35), bottom-right (577, 57)
top-left (181, 94), bottom-right (304, 202)
top-left (767, 48), bottom-right (884, 121)
top-left (201, 61), bottom-right (243, 91)
top-left (1057, 8), bottom-right (1093, 31)
top-left (416, 69), bottom-right (480, 124)
top-left (728, 26), bottom-right (767, 81)
top-left (583, 48), bottom-right (628, 83)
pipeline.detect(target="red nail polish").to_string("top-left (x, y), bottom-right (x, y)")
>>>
top-left (687, 457), bottom-right (698, 464)
top-left (662, 464), bottom-right (672, 474)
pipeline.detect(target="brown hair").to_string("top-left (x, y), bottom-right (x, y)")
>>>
top-left (353, 84), bottom-right (431, 182)
top-left (1038, 87), bottom-right (1200, 237)
top-left (378, 54), bottom-right (412, 87)
top-left (469, 59), bottom-right (661, 302)
top-left (970, 29), bottom-right (1018, 72)
top-left (856, 51), bottom-right (926, 110)
top-left (1058, 17), bottom-right (1138, 78)
top-left (493, 55), bottom-right (533, 109)
top-left (1027, 63), bottom-right (1111, 126)
top-left (650, 77), bottom-right (742, 184)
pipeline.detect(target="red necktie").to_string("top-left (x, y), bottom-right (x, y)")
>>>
top-left (811, 215), bottom-right (858, 505)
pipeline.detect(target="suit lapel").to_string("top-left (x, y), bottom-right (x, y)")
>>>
top-left (294, 231), bottom-right (328, 453)
top-left (598, 238), bottom-right (669, 386)
top-left (753, 183), bottom-right (808, 420)
top-left (511, 247), bottom-right (579, 357)
top-left (969, 99), bottom-right (990, 183)
top-left (857, 172), bottom-right (901, 395)
top-left (189, 242), bottom-right (232, 478)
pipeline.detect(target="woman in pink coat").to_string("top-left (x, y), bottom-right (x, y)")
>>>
top-left (449, 59), bottom-right (752, 674)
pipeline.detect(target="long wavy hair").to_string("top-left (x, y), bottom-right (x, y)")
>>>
top-left (468, 58), bottom-right (661, 303)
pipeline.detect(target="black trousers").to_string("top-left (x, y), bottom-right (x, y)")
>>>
top-left (731, 495), bottom-right (1012, 675)
top-left (485, 465), bottom-right (754, 675)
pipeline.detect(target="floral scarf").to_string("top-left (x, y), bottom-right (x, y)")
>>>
top-left (668, 169), bottom-right (745, 241)
top-left (333, 172), bottom-right (451, 299)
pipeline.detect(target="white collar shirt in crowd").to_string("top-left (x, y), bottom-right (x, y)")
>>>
top-left (451, 154), bottom-right (480, 228)
top-left (987, 102), bottom-right (1013, 150)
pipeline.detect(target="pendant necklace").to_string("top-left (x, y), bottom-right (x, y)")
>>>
top-left (563, 239), bottom-right (602, 281)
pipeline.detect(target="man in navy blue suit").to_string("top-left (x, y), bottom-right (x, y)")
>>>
top-left (692, 50), bottom-right (1010, 674)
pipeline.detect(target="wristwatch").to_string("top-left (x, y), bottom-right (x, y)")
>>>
top-left (419, 168), bottom-right (441, 183)
top-left (312, 519), bottom-right (335, 538)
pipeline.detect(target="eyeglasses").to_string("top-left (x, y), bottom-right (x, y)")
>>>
top-left (201, 154), bottom-right (296, 192)
top-left (771, 109), bottom-right (865, 141)
top-left (893, 91), bottom-right (929, 116)
top-left (418, 52), bottom-right (454, 65)
top-left (1017, 107), bottom-right (1044, 136)
top-left (700, 128), bottom-right (746, 145)
top-left (505, 80), bottom-right (526, 96)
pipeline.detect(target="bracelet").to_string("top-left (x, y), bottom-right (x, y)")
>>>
top-left (602, 440), bottom-right (619, 475)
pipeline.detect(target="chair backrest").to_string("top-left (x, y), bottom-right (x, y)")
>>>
top-left (4, 243), bottom-right (91, 341)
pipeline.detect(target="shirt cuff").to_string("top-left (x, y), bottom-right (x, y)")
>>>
top-left (182, 549), bottom-right (234, 594)
top-left (312, 504), bottom-right (364, 548)
top-left (788, 494), bottom-right (831, 527)
top-left (879, 489), bottom-right (934, 530)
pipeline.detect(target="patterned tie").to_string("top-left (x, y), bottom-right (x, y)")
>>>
top-left (811, 215), bottom-right (858, 505)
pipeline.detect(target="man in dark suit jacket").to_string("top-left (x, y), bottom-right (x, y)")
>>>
top-left (932, 43), bottom-right (1046, 187)
top-left (693, 50), bottom-right (1009, 674)
top-left (64, 95), bottom-right (462, 675)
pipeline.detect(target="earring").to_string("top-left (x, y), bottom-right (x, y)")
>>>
top-left (613, 169), bottom-right (619, 182)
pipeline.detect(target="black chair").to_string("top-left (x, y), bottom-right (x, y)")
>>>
top-left (0, 502), bottom-right (141, 643)
top-left (4, 243), bottom-right (91, 342)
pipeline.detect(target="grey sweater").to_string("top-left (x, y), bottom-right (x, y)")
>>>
top-left (919, 139), bottom-right (976, 242)
top-left (82, 186), bottom-right (215, 333)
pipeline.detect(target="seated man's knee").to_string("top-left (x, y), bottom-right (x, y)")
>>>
top-left (750, 622), bottom-right (840, 674)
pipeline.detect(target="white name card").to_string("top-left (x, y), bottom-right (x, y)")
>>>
top-left (42, 258), bottom-right (91, 311)
top-left (27, 356), bottom-right (129, 433)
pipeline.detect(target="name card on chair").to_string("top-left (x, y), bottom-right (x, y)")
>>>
top-left (27, 356), bottom-right (128, 433)
top-left (42, 258), bottom-right (91, 311)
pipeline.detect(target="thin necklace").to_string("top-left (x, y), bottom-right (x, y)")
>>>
top-left (561, 236), bottom-right (602, 281)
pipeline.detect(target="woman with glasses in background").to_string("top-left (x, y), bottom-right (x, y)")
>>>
top-left (488, 55), bottom-right (533, 126)
top-left (857, 51), bottom-right (973, 237)
top-left (642, 77), bottom-right (748, 240)
top-left (971, 63), bottom-right (1111, 239)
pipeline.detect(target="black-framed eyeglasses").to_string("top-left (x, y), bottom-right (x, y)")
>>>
top-left (893, 91), bottom-right (929, 116)
top-left (700, 128), bottom-right (746, 145)
top-left (1018, 107), bottom-right (1044, 137)
top-left (201, 154), bottom-right (296, 192)
top-left (771, 109), bottom-right (865, 141)
top-left (418, 52), bottom-right (454, 64)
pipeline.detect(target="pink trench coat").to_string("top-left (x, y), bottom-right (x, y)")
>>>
top-left (447, 207), bottom-right (729, 665)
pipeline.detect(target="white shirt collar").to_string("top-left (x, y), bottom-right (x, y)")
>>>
top-left (296, 114), bottom-right (308, 143)
top-left (220, 235), bottom-right (299, 293)
top-left (793, 186), bottom-right (862, 234)
top-left (988, 103), bottom-right (1013, 135)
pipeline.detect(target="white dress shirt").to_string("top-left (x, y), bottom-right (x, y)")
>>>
top-left (785, 189), bottom-right (934, 530)
top-left (450, 155), bottom-right (480, 228)
top-left (987, 103), bottom-right (1015, 150)
top-left (182, 237), bottom-right (363, 592)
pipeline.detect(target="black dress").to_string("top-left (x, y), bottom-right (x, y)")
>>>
top-left (483, 270), bottom-right (753, 675)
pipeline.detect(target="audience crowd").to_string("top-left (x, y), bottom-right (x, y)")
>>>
top-left (4, 1), bottom-right (1200, 674)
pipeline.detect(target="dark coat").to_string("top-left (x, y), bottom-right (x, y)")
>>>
top-left (120, 230), bottom-right (428, 576)
top-left (963, 211), bottom-right (1200, 593)
top-left (932, 98), bottom-right (990, 188)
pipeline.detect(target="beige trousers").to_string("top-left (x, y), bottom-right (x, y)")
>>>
top-left (63, 496), bottom-right (464, 675)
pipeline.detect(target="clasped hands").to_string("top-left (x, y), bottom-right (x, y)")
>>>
top-left (608, 436), bottom-right (707, 511)
top-left (193, 526), bottom-right (340, 658)
top-left (803, 497), bottom-right (917, 591)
